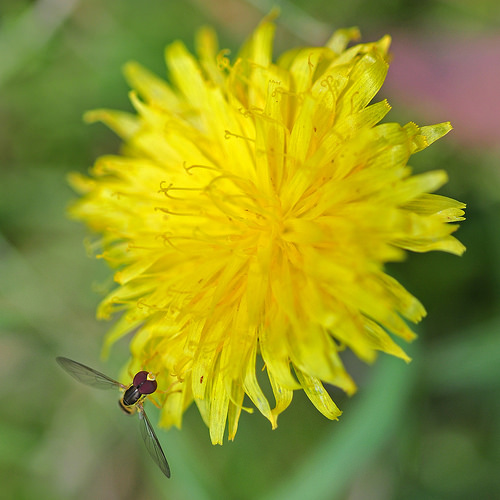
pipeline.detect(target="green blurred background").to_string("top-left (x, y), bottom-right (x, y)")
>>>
top-left (1, 0), bottom-right (499, 499)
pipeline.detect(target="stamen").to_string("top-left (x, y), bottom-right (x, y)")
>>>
top-left (158, 181), bottom-right (204, 200)
top-left (320, 74), bottom-right (340, 101)
top-left (216, 49), bottom-right (231, 71)
top-left (184, 163), bottom-right (221, 175)
top-left (155, 206), bottom-right (202, 217)
top-left (224, 129), bottom-right (256, 142)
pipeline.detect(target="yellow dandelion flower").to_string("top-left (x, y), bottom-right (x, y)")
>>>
top-left (69, 18), bottom-right (465, 444)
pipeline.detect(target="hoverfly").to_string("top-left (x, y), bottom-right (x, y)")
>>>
top-left (56, 356), bottom-right (170, 478)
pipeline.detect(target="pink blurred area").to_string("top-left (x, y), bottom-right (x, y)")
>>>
top-left (384, 32), bottom-right (500, 150)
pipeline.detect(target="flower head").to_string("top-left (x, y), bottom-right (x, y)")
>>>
top-left (70, 18), bottom-right (465, 444)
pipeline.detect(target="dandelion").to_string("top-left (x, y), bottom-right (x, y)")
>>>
top-left (69, 17), bottom-right (465, 444)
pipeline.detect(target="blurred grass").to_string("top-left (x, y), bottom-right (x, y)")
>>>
top-left (1, 0), bottom-right (500, 499)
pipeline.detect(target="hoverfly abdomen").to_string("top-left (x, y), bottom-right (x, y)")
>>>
top-left (119, 399), bottom-right (134, 414)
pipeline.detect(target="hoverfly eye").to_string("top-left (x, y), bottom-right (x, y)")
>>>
top-left (133, 371), bottom-right (149, 387)
top-left (138, 379), bottom-right (158, 395)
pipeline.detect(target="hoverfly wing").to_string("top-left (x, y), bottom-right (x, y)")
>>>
top-left (137, 405), bottom-right (171, 478)
top-left (56, 357), bottom-right (124, 390)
